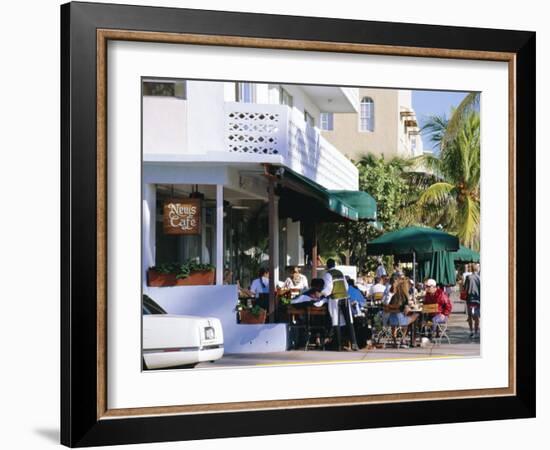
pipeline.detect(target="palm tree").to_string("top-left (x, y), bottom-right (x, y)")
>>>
top-left (414, 111), bottom-right (480, 249)
top-left (441, 92), bottom-right (480, 151)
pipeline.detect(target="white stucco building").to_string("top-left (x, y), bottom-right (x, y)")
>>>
top-left (142, 79), bottom-right (375, 353)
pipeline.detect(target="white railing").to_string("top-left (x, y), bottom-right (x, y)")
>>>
top-left (224, 103), bottom-right (289, 158)
top-left (224, 102), bottom-right (358, 190)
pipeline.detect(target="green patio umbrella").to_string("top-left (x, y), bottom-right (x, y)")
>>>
top-left (418, 251), bottom-right (457, 286)
top-left (453, 245), bottom-right (480, 263)
top-left (367, 226), bottom-right (460, 256)
top-left (367, 226), bottom-right (459, 287)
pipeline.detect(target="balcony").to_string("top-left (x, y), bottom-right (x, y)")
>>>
top-left (224, 102), bottom-right (358, 191)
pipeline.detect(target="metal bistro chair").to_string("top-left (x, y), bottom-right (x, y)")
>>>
top-left (371, 292), bottom-right (391, 346)
top-left (420, 303), bottom-right (451, 345)
top-left (378, 303), bottom-right (406, 348)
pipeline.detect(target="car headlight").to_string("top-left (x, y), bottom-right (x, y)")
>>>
top-left (204, 326), bottom-right (215, 340)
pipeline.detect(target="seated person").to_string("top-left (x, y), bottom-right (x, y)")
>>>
top-left (283, 266), bottom-right (309, 294)
top-left (346, 277), bottom-right (367, 316)
top-left (423, 278), bottom-right (452, 331)
top-left (355, 274), bottom-right (372, 295)
top-left (386, 279), bottom-right (419, 328)
top-left (290, 278), bottom-right (327, 308)
top-left (369, 276), bottom-right (386, 302)
top-left (249, 268), bottom-right (270, 310)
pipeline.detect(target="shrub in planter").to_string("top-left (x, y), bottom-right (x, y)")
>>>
top-left (238, 305), bottom-right (267, 324)
top-left (147, 261), bottom-right (215, 287)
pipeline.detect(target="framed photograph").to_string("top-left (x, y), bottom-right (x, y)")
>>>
top-left (61, 1), bottom-right (535, 447)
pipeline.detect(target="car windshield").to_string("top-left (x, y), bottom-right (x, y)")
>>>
top-left (142, 294), bottom-right (167, 315)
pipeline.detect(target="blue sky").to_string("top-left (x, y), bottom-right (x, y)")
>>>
top-left (412, 90), bottom-right (470, 151)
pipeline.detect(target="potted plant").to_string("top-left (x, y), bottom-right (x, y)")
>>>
top-left (147, 261), bottom-right (215, 287)
top-left (236, 301), bottom-right (267, 324)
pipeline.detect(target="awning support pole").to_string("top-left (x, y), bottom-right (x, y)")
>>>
top-left (311, 223), bottom-right (318, 281)
top-left (216, 184), bottom-right (224, 286)
top-left (413, 250), bottom-right (416, 295)
top-left (268, 178), bottom-right (278, 323)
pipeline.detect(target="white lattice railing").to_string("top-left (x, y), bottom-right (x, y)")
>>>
top-left (224, 102), bottom-right (358, 190)
top-left (224, 103), bottom-right (289, 157)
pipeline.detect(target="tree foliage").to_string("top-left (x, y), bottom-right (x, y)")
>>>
top-left (319, 154), bottom-right (423, 271)
top-left (413, 110), bottom-right (480, 249)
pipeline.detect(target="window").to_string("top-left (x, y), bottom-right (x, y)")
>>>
top-left (142, 295), bottom-right (167, 315)
top-left (360, 97), bottom-right (374, 131)
top-left (236, 82), bottom-right (256, 103)
top-left (143, 81), bottom-right (186, 99)
top-left (411, 136), bottom-right (417, 152)
top-left (320, 112), bottom-right (334, 131)
top-left (280, 87), bottom-right (293, 107)
top-left (304, 110), bottom-right (315, 127)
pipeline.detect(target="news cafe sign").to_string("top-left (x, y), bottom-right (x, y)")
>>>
top-left (163, 199), bottom-right (201, 235)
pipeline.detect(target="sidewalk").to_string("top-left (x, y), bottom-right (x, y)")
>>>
top-left (196, 312), bottom-right (480, 369)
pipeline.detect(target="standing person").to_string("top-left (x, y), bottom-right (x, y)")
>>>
top-left (391, 263), bottom-right (403, 279)
top-left (322, 259), bottom-right (359, 351)
top-left (462, 263), bottom-right (472, 284)
top-left (375, 258), bottom-right (387, 278)
top-left (464, 264), bottom-right (481, 338)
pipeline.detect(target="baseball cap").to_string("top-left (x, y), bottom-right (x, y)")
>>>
top-left (425, 279), bottom-right (437, 287)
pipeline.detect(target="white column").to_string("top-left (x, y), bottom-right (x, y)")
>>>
top-left (267, 179), bottom-right (279, 323)
top-left (273, 198), bottom-right (280, 284)
top-left (142, 184), bottom-right (156, 285)
top-left (216, 184), bottom-right (224, 285)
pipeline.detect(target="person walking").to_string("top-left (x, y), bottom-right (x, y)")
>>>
top-left (464, 264), bottom-right (481, 338)
top-left (322, 259), bottom-right (359, 351)
top-left (375, 258), bottom-right (387, 278)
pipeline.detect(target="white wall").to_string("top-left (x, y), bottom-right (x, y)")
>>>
top-left (147, 285), bottom-right (288, 353)
top-left (143, 96), bottom-right (188, 154)
top-left (284, 84), bottom-right (322, 125)
top-left (286, 219), bottom-right (304, 266)
top-left (186, 80), bottom-right (226, 153)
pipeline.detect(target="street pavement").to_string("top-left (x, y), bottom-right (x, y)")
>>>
top-left (196, 311), bottom-right (480, 369)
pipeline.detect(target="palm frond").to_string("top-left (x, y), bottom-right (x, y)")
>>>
top-left (417, 182), bottom-right (455, 207)
top-left (421, 114), bottom-right (449, 151)
top-left (442, 92), bottom-right (480, 151)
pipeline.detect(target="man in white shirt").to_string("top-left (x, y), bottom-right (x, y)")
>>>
top-left (321, 259), bottom-right (358, 351)
top-left (369, 277), bottom-right (387, 302)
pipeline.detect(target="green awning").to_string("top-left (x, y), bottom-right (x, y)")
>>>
top-left (328, 190), bottom-right (377, 221)
top-left (273, 167), bottom-right (365, 222)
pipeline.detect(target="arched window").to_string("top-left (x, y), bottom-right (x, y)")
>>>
top-left (360, 97), bottom-right (374, 131)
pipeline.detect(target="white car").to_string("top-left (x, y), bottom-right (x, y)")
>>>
top-left (142, 295), bottom-right (224, 370)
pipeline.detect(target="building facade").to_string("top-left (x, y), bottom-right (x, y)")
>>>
top-left (320, 88), bottom-right (424, 161)
top-left (142, 79), bottom-right (371, 353)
